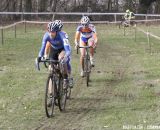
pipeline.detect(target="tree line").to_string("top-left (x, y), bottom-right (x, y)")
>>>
top-left (0, 0), bottom-right (160, 23)
top-left (1, 0), bottom-right (160, 13)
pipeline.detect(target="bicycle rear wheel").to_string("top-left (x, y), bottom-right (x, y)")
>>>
top-left (45, 76), bottom-right (56, 118)
top-left (58, 76), bottom-right (67, 111)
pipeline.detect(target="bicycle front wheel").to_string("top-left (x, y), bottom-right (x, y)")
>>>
top-left (84, 57), bottom-right (90, 87)
top-left (45, 76), bottom-right (56, 118)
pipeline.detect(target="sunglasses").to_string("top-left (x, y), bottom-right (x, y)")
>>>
top-left (82, 24), bottom-right (89, 27)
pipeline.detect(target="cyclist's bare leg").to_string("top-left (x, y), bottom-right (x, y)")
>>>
top-left (59, 50), bottom-right (71, 88)
top-left (88, 38), bottom-right (95, 57)
top-left (58, 50), bottom-right (68, 78)
top-left (80, 40), bottom-right (86, 74)
top-left (90, 47), bottom-right (94, 57)
top-left (88, 38), bottom-right (95, 66)
top-left (58, 50), bottom-right (65, 60)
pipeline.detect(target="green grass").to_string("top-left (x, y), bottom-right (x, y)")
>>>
top-left (1, 23), bottom-right (160, 130)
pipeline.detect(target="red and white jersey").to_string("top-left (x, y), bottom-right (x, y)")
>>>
top-left (76, 24), bottom-right (96, 38)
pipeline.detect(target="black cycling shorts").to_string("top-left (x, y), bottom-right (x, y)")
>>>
top-left (49, 46), bottom-right (64, 60)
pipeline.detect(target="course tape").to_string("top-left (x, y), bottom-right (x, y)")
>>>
top-left (137, 27), bottom-right (160, 40)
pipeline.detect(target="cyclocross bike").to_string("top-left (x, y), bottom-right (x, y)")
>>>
top-left (77, 45), bottom-right (92, 86)
top-left (35, 58), bottom-right (71, 118)
top-left (119, 16), bottom-right (137, 29)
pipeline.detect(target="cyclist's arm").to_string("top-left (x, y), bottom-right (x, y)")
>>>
top-left (44, 42), bottom-right (51, 58)
top-left (63, 34), bottom-right (71, 57)
top-left (75, 31), bottom-right (80, 45)
top-left (93, 33), bottom-right (98, 44)
top-left (38, 33), bottom-right (48, 57)
top-left (92, 25), bottom-right (98, 44)
top-left (64, 42), bottom-right (71, 58)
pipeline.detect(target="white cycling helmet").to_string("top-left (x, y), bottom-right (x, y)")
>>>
top-left (48, 20), bottom-right (63, 32)
top-left (81, 16), bottom-right (90, 26)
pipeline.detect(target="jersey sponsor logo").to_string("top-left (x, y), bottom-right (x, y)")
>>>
top-left (64, 33), bottom-right (69, 39)
top-left (63, 39), bottom-right (69, 45)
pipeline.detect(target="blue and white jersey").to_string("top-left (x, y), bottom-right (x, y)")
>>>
top-left (38, 31), bottom-right (71, 57)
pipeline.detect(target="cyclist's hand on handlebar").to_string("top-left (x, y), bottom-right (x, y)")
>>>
top-left (37, 57), bottom-right (41, 62)
top-left (44, 54), bottom-right (48, 60)
top-left (41, 56), bottom-right (49, 61)
top-left (74, 42), bottom-right (79, 50)
top-left (75, 45), bottom-right (78, 50)
top-left (35, 57), bottom-right (41, 71)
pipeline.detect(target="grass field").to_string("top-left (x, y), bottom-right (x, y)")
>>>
top-left (1, 23), bottom-right (160, 130)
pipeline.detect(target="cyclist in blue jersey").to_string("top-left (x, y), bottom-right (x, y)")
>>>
top-left (37, 20), bottom-right (73, 88)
